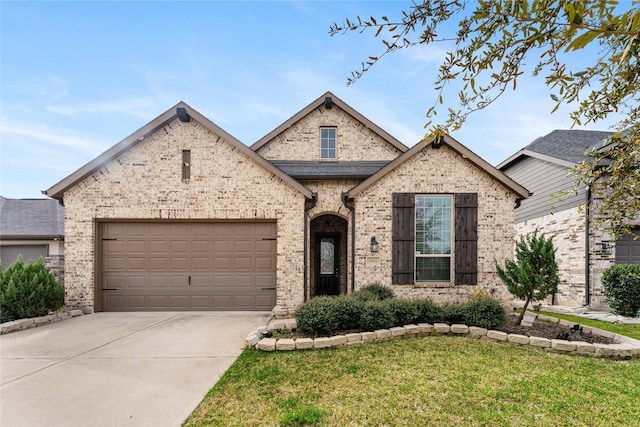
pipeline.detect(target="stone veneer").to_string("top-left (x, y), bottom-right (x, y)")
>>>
top-left (62, 118), bottom-right (306, 311)
top-left (247, 315), bottom-right (640, 359)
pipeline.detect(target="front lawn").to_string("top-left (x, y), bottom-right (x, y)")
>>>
top-left (185, 336), bottom-right (640, 426)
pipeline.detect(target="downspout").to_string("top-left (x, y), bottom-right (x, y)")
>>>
top-left (584, 185), bottom-right (592, 307)
top-left (342, 192), bottom-right (356, 293)
top-left (303, 193), bottom-right (317, 302)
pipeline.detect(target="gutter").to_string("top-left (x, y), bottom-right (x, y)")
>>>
top-left (584, 185), bottom-right (592, 307)
top-left (341, 192), bottom-right (356, 293)
top-left (303, 193), bottom-right (318, 302)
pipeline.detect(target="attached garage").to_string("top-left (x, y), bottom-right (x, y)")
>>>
top-left (98, 221), bottom-right (277, 311)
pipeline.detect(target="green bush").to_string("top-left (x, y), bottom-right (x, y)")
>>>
top-left (332, 295), bottom-right (365, 331)
top-left (355, 283), bottom-right (395, 301)
top-left (294, 292), bottom-right (508, 335)
top-left (413, 298), bottom-right (444, 323)
top-left (462, 298), bottom-right (506, 329)
top-left (0, 256), bottom-right (65, 323)
top-left (443, 304), bottom-right (466, 324)
top-left (602, 264), bottom-right (640, 317)
top-left (358, 300), bottom-right (395, 331)
top-left (385, 298), bottom-right (418, 325)
top-left (295, 297), bottom-right (340, 335)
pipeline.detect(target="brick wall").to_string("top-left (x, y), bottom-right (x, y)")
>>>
top-left (515, 207), bottom-right (588, 307)
top-left (514, 184), bottom-right (640, 309)
top-left (352, 144), bottom-right (518, 305)
top-left (256, 104), bottom-right (403, 161)
top-left (62, 118), bottom-right (306, 311)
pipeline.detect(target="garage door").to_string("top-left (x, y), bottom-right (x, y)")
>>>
top-left (616, 227), bottom-right (640, 265)
top-left (100, 222), bottom-right (276, 311)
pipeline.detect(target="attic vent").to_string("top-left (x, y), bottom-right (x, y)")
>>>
top-left (324, 97), bottom-right (333, 109)
top-left (177, 107), bottom-right (190, 122)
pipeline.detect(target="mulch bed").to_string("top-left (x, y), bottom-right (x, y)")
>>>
top-left (497, 315), bottom-right (617, 344)
top-left (280, 315), bottom-right (618, 345)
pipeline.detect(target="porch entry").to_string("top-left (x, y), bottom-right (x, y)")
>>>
top-left (310, 215), bottom-right (348, 297)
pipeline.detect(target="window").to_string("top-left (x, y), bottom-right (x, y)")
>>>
top-left (415, 195), bottom-right (452, 281)
top-left (392, 192), bottom-right (477, 286)
top-left (320, 127), bottom-right (336, 159)
top-left (182, 150), bottom-right (191, 180)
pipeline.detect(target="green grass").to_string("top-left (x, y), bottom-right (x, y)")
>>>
top-left (532, 310), bottom-right (640, 340)
top-left (184, 336), bottom-right (640, 427)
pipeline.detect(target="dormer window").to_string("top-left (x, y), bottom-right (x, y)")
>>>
top-left (320, 127), bottom-right (336, 159)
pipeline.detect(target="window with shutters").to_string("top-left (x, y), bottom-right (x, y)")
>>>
top-left (415, 195), bottom-right (452, 282)
top-left (392, 192), bottom-right (477, 286)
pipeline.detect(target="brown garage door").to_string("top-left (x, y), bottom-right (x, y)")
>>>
top-left (100, 222), bottom-right (276, 311)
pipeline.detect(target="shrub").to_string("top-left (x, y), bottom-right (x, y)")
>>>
top-left (496, 230), bottom-right (559, 324)
top-left (385, 298), bottom-right (418, 325)
top-left (295, 297), bottom-right (339, 335)
top-left (442, 304), bottom-right (466, 324)
top-left (358, 300), bottom-right (395, 331)
top-left (331, 295), bottom-right (365, 331)
top-left (602, 264), bottom-right (640, 317)
top-left (413, 298), bottom-right (444, 323)
top-left (462, 298), bottom-right (506, 329)
top-left (356, 283), bottom-right (395, 301)
top-left (0, 256), bottom-right (65, 323)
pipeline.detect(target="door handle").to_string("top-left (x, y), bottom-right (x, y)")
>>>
top-left (188, 276), bottom-right (191, 286)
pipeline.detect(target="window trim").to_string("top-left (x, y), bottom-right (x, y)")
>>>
top-left (320, 127), bottom-right (337, 160)
top-left (414, 194), bottom-right (454, 283)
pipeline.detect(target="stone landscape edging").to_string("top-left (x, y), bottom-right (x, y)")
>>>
top-left (0, 308), bottom-right (89, 335)
top-left (246, 314), bottom-right (640, 359)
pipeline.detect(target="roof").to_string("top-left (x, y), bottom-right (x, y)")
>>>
top-left (251, 91), bottom-right (409, 153)
top-left (498, 129), bottom-right (614, 170)
top-left (0, 196), bottom-right (64, 239)
top-left (270, 161), bottom-right (390, 180)
top-left (44, 102), bottom-right (313, 201)
top-left (346, 134), bottom-right (529, 200)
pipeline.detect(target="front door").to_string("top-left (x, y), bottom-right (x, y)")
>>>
top-left (316, 235), bottom-right (340, 296)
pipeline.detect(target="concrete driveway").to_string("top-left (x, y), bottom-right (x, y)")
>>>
top-left (0, 312), bottom-right (270, 427)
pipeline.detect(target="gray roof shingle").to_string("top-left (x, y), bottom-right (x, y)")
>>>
top-left (0, 197), bottom-right (64, 239)
top-left (270, 161), bottom-right (390, 180)
top-left (525, 130), bottom-right (614, 164)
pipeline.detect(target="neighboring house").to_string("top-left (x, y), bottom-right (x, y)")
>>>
top-left (44, 92), bottom-right (528, 314)
top-left (499, 130), bottom-right (640, 308)
top-left (0, 196), bottom-right (65, 283)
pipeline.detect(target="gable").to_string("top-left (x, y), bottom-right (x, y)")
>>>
top-left (347, 135), bottom-right (529, 201)
top-left (60, 117), bottom-right (311, 206)
top-left (252, 92), bottom-right (407, 162)
top-left (45, 102), bottom-right (312, 201)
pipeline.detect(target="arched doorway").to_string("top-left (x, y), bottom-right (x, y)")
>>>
top-left (310, 214), bottom-right (348, 297)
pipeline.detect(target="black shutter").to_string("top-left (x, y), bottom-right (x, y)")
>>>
top-left (392, 193), bottom-right (415, 285)
top-left (455, 193), bottom-right (478, 285)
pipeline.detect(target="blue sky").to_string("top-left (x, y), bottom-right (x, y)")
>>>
top-left (1, 1), bottom-right (624, 199)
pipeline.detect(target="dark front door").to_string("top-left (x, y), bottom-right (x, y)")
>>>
top-left (316, 235), bottom-right (340, 296)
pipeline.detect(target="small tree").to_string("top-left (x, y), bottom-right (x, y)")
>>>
top-left (496, 231), bottom-right (559, 324)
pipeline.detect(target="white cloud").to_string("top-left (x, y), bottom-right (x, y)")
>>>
top-left (1, 119), bottom-right (110, 156)
top-left (45, 98), bottom-right (156, 118)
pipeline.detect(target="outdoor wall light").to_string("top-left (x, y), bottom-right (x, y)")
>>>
top-left (370, 236), bottom-right (379, 253)
top-left (601, 240), bottom-right (612, 255)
